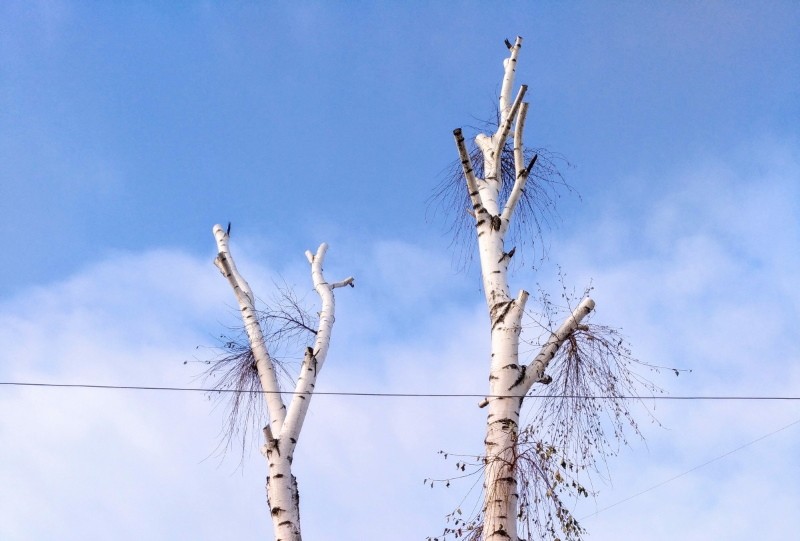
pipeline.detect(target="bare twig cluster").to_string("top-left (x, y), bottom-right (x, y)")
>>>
top-left (426, 427), bottom-right (592, 541)
top-left (523, 285), bottom-right (664, 475)
top-left (203, 286), bottom-right (319, 458)
top-left (259, 283), bottom-right (319, 355)
top-left (430, 129), bottom-right (573, 270)
top-left (203, 330), bottom-right (262, 459)
top-left (514, 427), bottom-right (589, 541)
top-left (425, 451), bottom-right (484, 541)
top-left (528, 322), bottom-right (663, 472)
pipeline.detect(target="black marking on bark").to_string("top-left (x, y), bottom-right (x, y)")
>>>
top-left (491, 299), bottom-right (515, 330)
top-left (491, 214), bottom-right (502, 231)
top-left (489, 525), bottom-right (511, 539)
top-left (497, 246), bottom-right (516, 264)
top-left (491, 300), bottom-right (510, 316)
top-left (508, 365), bottom-right (526, 390)
top-left (305, 346), bottom-right (318, 376)
top-left (271, 507), bottom-right (284, 516)
top-left (493, 418), bottom-right (518, 431)
top-left (523, 153), bottom-right (539, 178)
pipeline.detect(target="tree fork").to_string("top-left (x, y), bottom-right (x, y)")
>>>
top-left (212, 225), bottom-right (353, 541)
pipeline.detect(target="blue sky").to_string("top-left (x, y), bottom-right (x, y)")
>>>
top-left (1, 2), bottom-right (799, 540)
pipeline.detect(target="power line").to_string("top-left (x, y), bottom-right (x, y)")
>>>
top-left (3, 380), bottom-right (798, 520)
top-left (1, 381), bottom-right (800, 400)
top-left (581, 415), bottom-right (800, 520)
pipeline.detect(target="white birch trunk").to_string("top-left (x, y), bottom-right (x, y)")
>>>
top-left (213, 226), bottom-right (353, 541)
top-left (453, 38), bottom-right (594, 541)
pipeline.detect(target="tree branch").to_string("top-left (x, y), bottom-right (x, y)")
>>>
top-left (280, 243), bottom-right (352, 453)
top-left (499, 36), bottom-right (523, 119)
top-left (500, 102), bottom-right (530, 233)
top-left (212, 224), bottom-right (287, 433)
top-left (453, 128), bottom-right (486, 222)
top-left (494, 84), bottom-right (527, 161)
top-left (519, 297), bottom-right (596, 392)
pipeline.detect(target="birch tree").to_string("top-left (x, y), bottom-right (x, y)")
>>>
top-left (209, 224), bottom-right (353, 541)
top-left (437, 37), bottom-right (661, 541)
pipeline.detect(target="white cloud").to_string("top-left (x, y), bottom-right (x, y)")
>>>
top-left (552, 142), bottom-right (800, 539)
top-left (0, 244), bottom-right (486, 540)
top-left (0, 250), bottom-right (268, 540)
top-left (1, 142), bottom-right (798, 540)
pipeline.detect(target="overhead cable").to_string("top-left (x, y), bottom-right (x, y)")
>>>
top-left (581, 416), bottom-right (800, 520)
top-left (1, 381), bottom-right (799, 400)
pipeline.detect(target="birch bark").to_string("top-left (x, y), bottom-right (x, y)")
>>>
top-left (452, 38), bottom-right (594, 541)
top-left (213, 226), bottom-right (353, 540)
